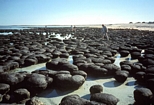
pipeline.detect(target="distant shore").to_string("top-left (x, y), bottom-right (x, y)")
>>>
top-left (87, 23), bottom-right (154, 31)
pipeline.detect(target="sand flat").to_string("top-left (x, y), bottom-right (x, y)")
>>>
top-left (37, 76), bottom-right (138, 105)
top-left (88, 23), bottom-right (154, 31)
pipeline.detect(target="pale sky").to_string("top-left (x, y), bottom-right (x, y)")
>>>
top-left (0, 0), bottom-right (154, 25)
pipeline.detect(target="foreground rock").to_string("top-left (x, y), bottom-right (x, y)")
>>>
top-left (24, 73), bottom-right (53, 94)
top-left (134, 88), bottom-right (153, 105)
top-left (13, 88), bottom-right (30, 102)
top-left (59, 94), bottom-right (89, 105)
top-left (90, 93), bottom-right (119, 105)
top-left (114, 70), bottom-right (129, 83)
top-left (46, 59), bottom-right (78, 72)
top-left (0, 72), bottom-right (27, 89)
top-left (25, 97), bottom-right (45, 105)
top-left (0, 83), bottom-right (10, 95)
top-left (54, 73), bottom-right (85, 90)
top-left (90, 85), bottom-right (103, 94)
top-left (79, 63), bottom-right (108, 77)
top-left (102, 64), bottom-right (121, 75)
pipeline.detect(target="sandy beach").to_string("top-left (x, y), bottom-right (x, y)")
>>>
top-left (88, 23), bottom-right (154, 31)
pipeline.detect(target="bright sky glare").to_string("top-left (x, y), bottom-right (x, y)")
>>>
top-left (0, 0), bottom-right (154, 25)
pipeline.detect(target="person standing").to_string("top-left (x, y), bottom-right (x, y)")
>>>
top-left (71, 25), bottom-right (73, 32)
top-left (71, 25), bottom-right (76, 33)
top-left (101, 24), bottom-right (109, 40)
top-left (73, 25), bottom-right (76, 33)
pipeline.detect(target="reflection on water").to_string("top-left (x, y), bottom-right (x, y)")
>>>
top-left (39, 66), bottom-right (46, 70)
top-left (0, 32), bottom-right (13, 35)
top-left (125, 58), bottom-right (131, 61)
top-left (81, 94), bottom-right (90, 100)
top-left (10, 43), bottom-right (13, 45)
top-left (38, 88), bottom-right (75, 98)
top-left (68, 56), bottom-right (73, 64)
top-left (115, 54), bottom-right (121, 58)
top-left (125, 81), bottom-right (137, 86)
top-left (114, 53), bottom-right (136, 67)
top-left (38, 89), bottom-right (58, 98)
top-left (55, 34), bottom-right (72, 40)
top-left (103, 80), bottom-right (122, 88)
top-left (114, 54), bottom-right (121, 67)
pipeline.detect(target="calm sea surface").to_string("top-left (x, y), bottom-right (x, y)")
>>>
top-left (0, 25), bottom-right (71, 30)
top-left (0, 25), bottom-right (70, 35)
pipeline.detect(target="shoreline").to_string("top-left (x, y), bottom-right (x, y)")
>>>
top-left (88, 23), bottom-right (154, 31)
top-left (0, 23), bottom-right (154, 31)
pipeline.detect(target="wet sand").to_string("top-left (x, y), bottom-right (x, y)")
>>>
top-left (37, 77), bottom-right (137, 105)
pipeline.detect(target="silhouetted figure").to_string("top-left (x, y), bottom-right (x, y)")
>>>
top-left (101, 24), bottom-right (109, 40)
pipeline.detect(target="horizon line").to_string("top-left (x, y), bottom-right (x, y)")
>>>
top-left (0, 22), bottom-right (152, 26)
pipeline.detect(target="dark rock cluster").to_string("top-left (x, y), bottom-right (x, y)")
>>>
top-left (59, 85), bottom-right (119, 105)
top-left (0, 27), bottom-right (154, 104)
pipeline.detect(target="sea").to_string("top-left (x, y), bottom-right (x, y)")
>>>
top-left (0, 25), bottom-right (71, 29)
top-left (0, 25), bottom-right (70, 35)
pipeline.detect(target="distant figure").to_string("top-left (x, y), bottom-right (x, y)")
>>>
top-left (101, 24), bottom-right (109, 40)
top-left (73, 25), bottom-right (76, 33)
top-left (71, 25), bottom-right (73, 31)
top-left (71, 25), bottom-right (76, 33)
